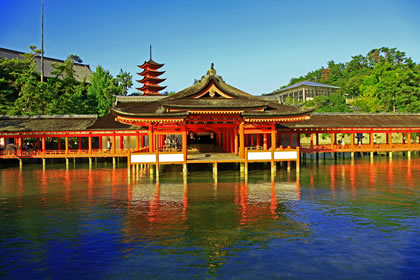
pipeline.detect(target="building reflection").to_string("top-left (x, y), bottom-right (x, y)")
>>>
top-left (121, 177), bottom-right (305, 273)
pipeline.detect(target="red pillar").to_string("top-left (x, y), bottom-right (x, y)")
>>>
top-left (234, 129), bottom-right (239, 155)
top-left (112, 135), bottom-right (116, 154)
top-left (65, 136), bottom-right (69, 155)
top-left (263, 133), bottom-right (267, 150)
top-left (78, 137), bottom-right (82, 152)
top-left (42, 136), bottom-right (46, 155)
top-left (99, 136), bottom-right (103, 151)
top-left (251, 134), bottom-right (254, 147)
top-left (120, 136), bottom-right (124, 150)
top-left (256, 133), bottom-right (261, 148)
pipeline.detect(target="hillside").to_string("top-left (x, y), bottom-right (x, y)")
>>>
top-left (272, 47), bottom-right (420, 113)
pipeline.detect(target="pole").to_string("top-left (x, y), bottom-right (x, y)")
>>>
top-left (41, 0), bottom-right (44, 82)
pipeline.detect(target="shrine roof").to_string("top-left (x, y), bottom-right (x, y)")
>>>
top-left (112, 65), bottom-right (314, 118)
top-left (0, 115), bottom-right (97, 132)
top-left (281, 113), bottom-right (420, 128)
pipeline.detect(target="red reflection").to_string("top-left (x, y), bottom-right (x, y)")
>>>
top-left (87, 169), bottom-right (93, 201)
top-left (296, 175), bottom-right (301, 201)
top-left (182, 182), bottom-right (188, 220)
top-left (270, 180), bottom-right (278, 217)
top-left (39, 169), bottom-right (48, 207)
top-left (64, 169), bottom-right (71, 204)
top-left (239, 182), bottom-right (249, 225)
top-left (330, 165), bottom-right (336, 199)
top-left (349, 162), bottom-right (356, 197)
top-left (368, 163), bottom-right (376, 191)
top-left (148, 182), bottom-right (160, 223)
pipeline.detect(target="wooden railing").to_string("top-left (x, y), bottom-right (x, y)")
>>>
top-left (0, 147), bottom-right (150, 158)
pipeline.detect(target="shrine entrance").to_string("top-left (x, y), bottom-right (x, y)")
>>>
top-left (187, 131), bottom-right (221, 153)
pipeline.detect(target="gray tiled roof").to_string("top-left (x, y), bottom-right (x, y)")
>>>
top-left (0, 115), bottom-right (97, 132)
top-left (0, 47), bottom-right (92, 83)
top-left (268, 81), bottom-right (340, 95)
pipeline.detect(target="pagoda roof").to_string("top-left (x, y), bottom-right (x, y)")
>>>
top-left (112, 65), bottom-right (314, 120)
top-left (138, 59), bottom-right (164, 69)
top-left (137, 77), bottom-right (166, 84)
top-left (136, 84), bottom-right (167, 92)
top-left (138, 69), bottom-right (165, 77)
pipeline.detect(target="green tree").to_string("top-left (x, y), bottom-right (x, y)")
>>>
top-left (87, 66), bottom-right (120, 116)
top-left (116, 69), bottom-right (133, 96)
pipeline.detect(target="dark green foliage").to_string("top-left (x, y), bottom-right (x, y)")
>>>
top-left (275, 47), bottom-right (420, 113)
top-left (0, 46), bottom-right (133, 116)
top-left (303, 93), bottom-right (352, 112)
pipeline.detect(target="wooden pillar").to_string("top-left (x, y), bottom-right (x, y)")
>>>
top-left (88, 135), bottom-right (92, 155)
top-left (99, 136), bottom-right (102, 151)
top-left (112, 135), bottom-right (116, 154)
top-left (263, 133), bottom-right (267, 150)
top-left (407, 132), bottom-right (412, 148)
top-left (256, 133), bottom-right (261, 148)
top-left (224, 131), bottom-right (228, 152)
top-left (310, 133), bottom-right (314, 150)
top-left (330, 133), bottom-right (335, 149)
top-left (229, 130), bottom-right (234, 153)
top-left (148, 130), bottom-right (153, 152)
top-left (297, 133), bottom-right (301, 147)
top-left (251, 133), bottom-right (254, 147)
top-left (217, 131), bottom-right (222, 150)
top-left (271, 128), bottom-right (276, 150)
top-left (120, 136), bottom-right (124, 150)
top-left (182, 129), bottom-right (187, 161)
top-left (42, 136), bottom-right (46, 155)
top-left (234, 130), bottom-right (239, 155)
top-left (140, 134), bottom-right (144, 148)
top-left (78, 137), bottom-right (82, 152)
top-left (65, 136), bottom-right (69, 155)
top-left (370, 132), bottom-right (374, 149)
top-left (17, 136), bottom-right (23, 156)
top-left (239, 123), bottom-right (244, 158)
top-left (136, 133), bottom-right (140, 150)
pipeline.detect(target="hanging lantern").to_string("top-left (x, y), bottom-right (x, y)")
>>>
top-left (210, 133), bottom-right (214, 139)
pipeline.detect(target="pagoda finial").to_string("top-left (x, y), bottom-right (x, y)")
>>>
top-left (150, 44), bottom-right (152, 60)
top-left (208, 63), bottom-right (216, 76)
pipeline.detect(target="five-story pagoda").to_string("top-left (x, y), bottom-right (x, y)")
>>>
top-left (136, 47), bottom-right (166, 96)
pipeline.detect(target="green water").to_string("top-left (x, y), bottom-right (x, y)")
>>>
top-left (0, 158), bottom-right (419, 279)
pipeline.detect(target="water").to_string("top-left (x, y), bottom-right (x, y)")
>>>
top-left (0, 158), bottom-right (419, 279)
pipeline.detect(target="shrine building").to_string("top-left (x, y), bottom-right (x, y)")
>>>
top-left (0, 64), bottom-right (419, 176)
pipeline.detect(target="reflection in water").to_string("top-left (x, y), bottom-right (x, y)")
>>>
top-left (0, 158), bottom-right (419, 278)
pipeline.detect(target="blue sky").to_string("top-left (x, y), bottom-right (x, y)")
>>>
top-left (1, 0), bottom-right (419, 95)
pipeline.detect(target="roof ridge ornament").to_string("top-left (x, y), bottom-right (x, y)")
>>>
top-left (208, 63), bottom-right (216, 76)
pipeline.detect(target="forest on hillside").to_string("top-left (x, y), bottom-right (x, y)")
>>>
top-left (273, 47), bottom-right (420, 113)
top-left (0, 46), bottom-right (132, 117)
